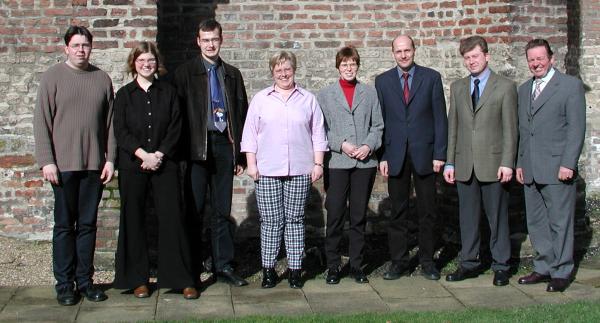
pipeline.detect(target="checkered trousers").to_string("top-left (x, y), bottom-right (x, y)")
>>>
top-left (256, 175), bottom-right (311, 270)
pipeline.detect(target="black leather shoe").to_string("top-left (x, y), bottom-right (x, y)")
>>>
top-left (217, 267), bottom-right (248, 287)
top-left (325, 267), bottom-right (340, 284)
top-left (421, 265), bottom-right (441, 280)
top-left (56, 286), bottom-right (79, 306)
top-left (79, 285), bottom-right (107, 302)
top-left (383, 264), bottom-right (406, 280)
top-left (350, 268), bottom-right (369, 284)
top-left (261, 268), bottom-right (277, 288)
top-left (547, 278), bottom-right (570, 292)
top-left (518, 272), bottom-right (551, 285)
top-left (493, 270), bottom-right (510, 286)
top-left (288, 269), bottom-right (303, 289)
top-left (445, 267), bottom-right (479, 282)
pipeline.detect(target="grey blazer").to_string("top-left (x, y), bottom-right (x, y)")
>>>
top-left (447, 71), bottom-right (518, 182)
top-left (317, 81), bottom-right (384, 169)
top-left (516, 70), bottom-right (586, 184)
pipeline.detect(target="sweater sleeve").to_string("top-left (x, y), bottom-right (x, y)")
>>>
top-left (33, 72), bottom-right (57, 169)
top-left (105, 82), bottom-right (117, 164)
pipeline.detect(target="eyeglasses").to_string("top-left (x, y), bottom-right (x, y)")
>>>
top-left (339, 63), bottom-right (358, 70)
top-left (135, 58), bottom-right (157, 65)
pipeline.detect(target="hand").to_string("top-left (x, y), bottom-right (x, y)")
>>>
top-left (378, 161), bottom-right (389, 177)
top-left (42, 164), bottom-right (59, 185)
top-left (497, 166), bottom-right (513, 183)
top-left (311, 164), bottom-right (323, 183)
top-left (341, 141), bottom-right (358, 158)
top-left (516, 168), bottom-right (524, 184)
top-left (246, 165), bottom-right (259, 181)
top-left (558, 166), bottom-right (574, 181)
top-left (234, 165), bottom-right (244, 176)
top-left (140, 152), bottom-right (161, 171)
top-left (353, 145), bottom-right (371, 161)
top-left (443, 168), bottom-right (455, 184)
top-left (433, 160), bottom-right (445, 173)
top-left (100, 162), bottom-right (115, 184)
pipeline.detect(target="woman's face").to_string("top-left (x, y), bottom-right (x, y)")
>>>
top-left (272, 60), bottom-right (295, 90)
top-left (135, 52), bottom-right (157, 79)
top-left (338, 58), bottom-right (358, 82)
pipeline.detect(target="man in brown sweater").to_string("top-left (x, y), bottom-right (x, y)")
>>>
top-left (33, 26), bottom-right (116, 306)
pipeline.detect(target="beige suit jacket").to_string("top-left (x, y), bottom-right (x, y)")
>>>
top-left (446, 71), bottom-right (518, 182)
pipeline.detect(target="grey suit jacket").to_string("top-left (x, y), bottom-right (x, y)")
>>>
top-left (516, 69), bottom-right (586, 185)
top-left (317, 80), bottom-right (383, 169)
top-left (447, 71), bottom-right (518, 182)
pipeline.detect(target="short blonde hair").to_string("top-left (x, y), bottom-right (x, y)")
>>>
top-left (126, 41), bottom-right (167, 77)
top-left (269, 51), bottom-right (297, 74)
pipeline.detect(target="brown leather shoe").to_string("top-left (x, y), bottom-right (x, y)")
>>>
top-left (133, 285), bottom-right (150, 298)
top-left (518, 272), bottom-right (551, 285)
top-left (183, 287), bottom-right (199, 299)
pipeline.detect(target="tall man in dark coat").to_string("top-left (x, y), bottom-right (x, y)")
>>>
top-left (174, 19), bottom-right (248, 287)
top-left (375, 35), bottom-right (448, 280)
top-left (516, 39), bottom-right (586, 292)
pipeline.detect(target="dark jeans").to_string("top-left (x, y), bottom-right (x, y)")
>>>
top-left (324, 167), bottom-right (376, 269)
top-left (188, 131), bottom-right (236, 274)
top-left (387, 154), bottom-right (437, 268)
top-left (52, 171), bottom-right (103, 291)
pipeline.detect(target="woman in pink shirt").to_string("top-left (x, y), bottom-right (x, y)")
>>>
top-left (241, 51), bottom-right (328, 289)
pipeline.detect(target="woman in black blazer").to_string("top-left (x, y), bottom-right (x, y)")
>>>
top-left (112, 41), bottom-right (198, 299)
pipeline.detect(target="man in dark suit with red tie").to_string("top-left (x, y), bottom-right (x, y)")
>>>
top-left (375, 35), bottom-right (448, 280)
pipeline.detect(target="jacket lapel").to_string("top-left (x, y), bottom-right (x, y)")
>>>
top-left (407, 65), bottom-right (423, 106)
top-left (351, 82), bottom-right (366, 111)
top-left (474, 72), bottom-right (497, 114)
top-left (333, 82), bottom-right (352, 112)
top-left (531, 71), bottom-right (560, 115)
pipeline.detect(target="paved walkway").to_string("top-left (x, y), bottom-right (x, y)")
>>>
top-left (2, 267), bottom-right (600, 322)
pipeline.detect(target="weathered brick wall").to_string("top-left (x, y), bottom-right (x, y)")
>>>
top-left (0, 1), bottom-right (598, 263)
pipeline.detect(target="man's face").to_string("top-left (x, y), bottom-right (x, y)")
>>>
top-left (526, 46), bottom-right (554, 79)
top-left (462, 45), bottom-right (490, 76)
top-left (197, 29), bottom-right (222, 62)
top-left (64, 34), bottom-right (91, 70)
top-left (392, 36), bottom-right (415, 71)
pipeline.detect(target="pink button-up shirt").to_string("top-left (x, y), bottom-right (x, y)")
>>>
top-left (241, 84), bottom-right (328, 176)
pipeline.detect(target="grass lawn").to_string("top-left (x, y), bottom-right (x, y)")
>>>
top-left (176, 300), bottom-right (600, 323)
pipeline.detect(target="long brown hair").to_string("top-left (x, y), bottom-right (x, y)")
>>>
top-left (126, 41), bottom-right (167, 77)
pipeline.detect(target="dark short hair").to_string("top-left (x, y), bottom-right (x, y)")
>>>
top-left (335, 46), bottom-right (360, 69)
top-left (459, 35), bottom-right (488, 56)
top-left (64, 25), bottom-right (93, 45)
top-left (525, 38), bottom-right (554, 58)
top-left (126, 41), bottom-right (167, 77)
top-left (198, 19), bottom-right (222, 38)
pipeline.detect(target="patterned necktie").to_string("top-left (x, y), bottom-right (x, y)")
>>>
top-left (403, 72), bottom-right (410, 104)
top-left (210, 66), bottom-right (227, 132)
top-left (533, 78), bottom-right (543, 101)
top-left (471, 78), bottom-right (480, 110)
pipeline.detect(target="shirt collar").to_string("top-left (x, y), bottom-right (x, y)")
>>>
top-left (267, 83), bottom-right (304, 96)
top-left (535, 67), bottom-right (555, 83)
top-left (396, 64), bottom-right (415, 79)
top-left (471, 66), bottom-right (491, 83)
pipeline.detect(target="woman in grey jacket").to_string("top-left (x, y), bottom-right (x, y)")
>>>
top-left (317, 46), bottom-right (384, 284)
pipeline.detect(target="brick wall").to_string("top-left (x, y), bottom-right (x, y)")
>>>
top-left (0, 1), bottom-right (598, 262)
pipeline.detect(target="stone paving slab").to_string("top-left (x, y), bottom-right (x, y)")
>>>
top-left (231, 282), bottom-right (304, 304)
top-left (384, 296), bottom-right (465, 312)
top-left (234, 299), bottom-right (312, 317)
top-left (563, 282), bottom-right (600, 301)
top-left (76, 305), bottom-right (155, 323)
top-left (0, 304), bottom-right (79, 322)
top-left (9, 286), bottom-right (59, 306)
top-left (306, 291), bottom-right (389, 314)
top-left (199, 281), bottom-right (231, 296)
top-left (301, 278), bottom-right (374, 294)
top-left (156, 294), bottom-right (234, 321)
top-left (369, 277), bottom-right (452, 299)
top-left (438, 274), bottom-right (497, 289)
top-left (446, 285), bottom-right (537, 309)
top-left (0, 287), bottom-right (16, 308)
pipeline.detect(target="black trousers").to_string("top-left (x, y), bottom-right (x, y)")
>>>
top-left (324, 167), bottom-right (376, 269)
top-left (114, 167), bottom-right (194, 289)
top-left (188, 131), bottom-right (236, 274)
top-left (387, 154), bottom-right (437, 268)
top-left (52, 171), bottom-right (103, 291)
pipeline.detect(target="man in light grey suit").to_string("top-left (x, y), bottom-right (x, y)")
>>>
top-left (516, 39), bottom-right (586, 292)
top-left (443, 36), bottom-right (517, 286)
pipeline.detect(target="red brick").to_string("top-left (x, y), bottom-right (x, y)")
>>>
top-left (45, 8), bottom-right (74, 16)
top-left (0, 155), bottom-right (35, 168)
top-left (488, 25), bottom-right (512, 33)
top-left (317, 23), bottom-right (344, 29)
top-left (304, 4), bottom-right (330, 11)
top-left (124, 18), bottom-right (156, 27)
top-left (75, 8), bottom-right (107, 16)
top-left (111, 8), bottom-right (128, 16)
top-left (92, 40), bottom-right (118, 49)
top-left (72, 0), bottom-right (87, 5)
top-left (288, 23), bottom-right (316, 30)
top-left (103, 0), bottom-right (131, 4)
top-left (131, 7), bottom-right (156, 16)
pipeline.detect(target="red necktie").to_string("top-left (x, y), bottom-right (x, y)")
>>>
top-left (403, 72), bottom-right (410, 104)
